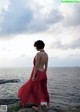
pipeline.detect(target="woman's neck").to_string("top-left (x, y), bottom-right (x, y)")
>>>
top-left (39, 49), bottom-right (45, 52)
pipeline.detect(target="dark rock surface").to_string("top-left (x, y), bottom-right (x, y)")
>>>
top-left (0, 99), bottom-right (58, 112)
top-left (8, 103), bottom-right (58, 112)
top-left (0, 99), bottom-right (19, 105)
top-left (0, 99), bottom-right (80, 112)
top-left (0, 79), bottom-right (20, 84)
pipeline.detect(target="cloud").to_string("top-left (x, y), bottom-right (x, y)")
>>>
top-left (61, 4), bottom-right (80, 27)
top-left (47, 18), bottom-right (80, 50)
top-left (0, 0), bottom-right (9, 12)
top-left (50, 37), bottom-right (80, 50)
top-left (0, 0), bottom-right (33, 36)
top-left (69, 38), bottom-right (80, 49)
top-left (0, 55), bottom-right (33, 67)
top-left (27, 9), bottom-right (63, 33)
top-left (0, 0), bottom-right (63, 36)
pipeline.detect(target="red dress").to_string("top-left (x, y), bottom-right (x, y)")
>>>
top-left (18, 58), bottom-right (49, 106)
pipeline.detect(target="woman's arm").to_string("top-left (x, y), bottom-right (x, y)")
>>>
top-left (45, 57), bottom-right (48, 72)
top-left (32, 53), bottom-right (40, 80)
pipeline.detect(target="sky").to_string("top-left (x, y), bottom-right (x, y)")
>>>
top-left (0, 0), bottom-right (80, 67)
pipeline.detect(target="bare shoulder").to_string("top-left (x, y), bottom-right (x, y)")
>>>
top-left (45, 52), bottom-right (48, 56)
top-left (36, 52), bottom-right (40, 56)
top-left (36, 51), bottom-right (48, 58)
top-left (35, 52), bottom-right (41, 58)
top-left (44, 52), bottom-right (48, 58)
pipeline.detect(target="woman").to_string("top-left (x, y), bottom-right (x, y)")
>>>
top-left (18, 40), bottom-right (49, 111)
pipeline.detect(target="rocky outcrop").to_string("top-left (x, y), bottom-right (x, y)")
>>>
top-left (7, 104), bottom-right (80, 112)
top-left (0, 99), bottom-right (19, 105)
top-left (0, 99), bottom-right (80, 112)
top-left (8, 103), bottom-right (58, 112)
top-left (0, 99), bottom-right (58, 112)
top-left (0, 79), bottom-right (20, 84)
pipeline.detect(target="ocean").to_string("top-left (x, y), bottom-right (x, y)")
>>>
top-left (0, 67), bottom-right (80, 110)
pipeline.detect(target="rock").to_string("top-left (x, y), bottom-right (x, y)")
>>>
top-left (7, 102), bottom-right (58, 112)
top-left (0, 99), bottom-right (19, 105)
top-left (0, 79), bottom-right (20, 84)
top-left (1, 99), bottom-right (80, 112)
top-left (7, 104), bottom-right (80, 112)
top-left (18, 108), bottom-right (34, 112)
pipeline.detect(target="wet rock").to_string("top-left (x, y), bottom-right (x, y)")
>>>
top-left (0, 99), bottom-right (19, 105)
top-left (0, 79), bottom-right (20, 84)
top-left (0, 99), bottom-right (80, 112)
top-left (7, 104), bottom-right (80, 112)
top-left (7, 101), bottom-right (58, 112)
top-left (8, 103), bottom-right (57, 112)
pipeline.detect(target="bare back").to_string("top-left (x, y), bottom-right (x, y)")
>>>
top-left (35, 51), bottom-right (48, 71)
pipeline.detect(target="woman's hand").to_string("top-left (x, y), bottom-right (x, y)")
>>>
top-left (32, 75), bottom-right (35, 81)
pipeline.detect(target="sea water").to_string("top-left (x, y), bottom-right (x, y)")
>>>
top-left (0, 67), bottom-right (80, 110)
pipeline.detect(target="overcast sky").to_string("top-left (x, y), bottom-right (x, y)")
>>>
top-left (0, 0), bottom-right (80, 67)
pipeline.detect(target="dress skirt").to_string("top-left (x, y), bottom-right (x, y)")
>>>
top-left (18, 68), bottom-right (49, 106)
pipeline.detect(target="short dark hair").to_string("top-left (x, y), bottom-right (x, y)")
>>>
top-left (34, 40), bottom-right (45, 49)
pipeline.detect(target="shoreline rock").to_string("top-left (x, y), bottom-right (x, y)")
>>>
top-left (0, 99), bottom-right (57, 112)
top-left (0, 99), bottom-right (80, 112)
top-left (0, 99), bottom-right (19, 105)
top-left (0, 79), bottom-right (20, 84)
